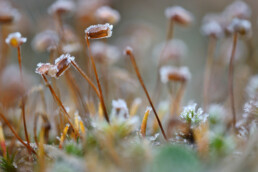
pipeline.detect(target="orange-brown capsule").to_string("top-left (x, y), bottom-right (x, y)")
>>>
top-left (85, 23), bottom-right (113, 39)
top-left (54, 54), bottom-right (75, 77)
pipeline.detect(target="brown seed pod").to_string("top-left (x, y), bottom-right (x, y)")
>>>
top-left (54, 54), bottom-right (75, 77)
top-left (85, 23), bottom-right (113, 39)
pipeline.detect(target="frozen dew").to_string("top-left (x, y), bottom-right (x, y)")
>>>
top-left (85, 23), bottom-right (113, 39)
top-left (5, 32), bottom-right (27, 47)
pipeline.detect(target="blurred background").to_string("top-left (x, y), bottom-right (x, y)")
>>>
top-left (4, 0), bottom-right (258, 111)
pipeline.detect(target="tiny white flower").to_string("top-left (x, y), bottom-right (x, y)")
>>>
top-left (5, 32), bottom-right (27, 47)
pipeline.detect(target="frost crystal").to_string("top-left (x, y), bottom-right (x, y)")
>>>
top-left (180, 103), bottom-right (209, 127)
top-left (55, 54), bottom-right (75, 64)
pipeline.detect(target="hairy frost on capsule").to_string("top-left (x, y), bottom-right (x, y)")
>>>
top-left (160, 66), bottom-right (191, 83)
top-left (55, 53), bottom-right (75, 64)
top-left (5, 32), bottom-right (27, 47)
top-left (85, 23), bottom-right (113, 39)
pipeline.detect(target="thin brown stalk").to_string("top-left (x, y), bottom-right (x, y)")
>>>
top-left (20, 97), bottom-right (31, 153)
top-left (17, 46), bottom-right (23, 82)
top-left (203, 36), bottom-right (216, 112)
top-left (126, 49), bottom-right (168, 141)
top-left (229, 32), bottom-right (238, 130)
top-left (0, 112), bottom-right (36, 155)
top-left (85, 36), bottom-right (110, 123)
top-left (41, 74), bottom-right (75, 131)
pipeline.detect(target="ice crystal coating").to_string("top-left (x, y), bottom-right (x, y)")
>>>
top-left (5, 32), bottom-right (27, 47)
top-left (160, 66), bottom-right (191, 83)
top-left (95, 6), bottom-right (120, 25)
top-left (180, 103), bottom-right (209, 127)
top-left (85, 23), bottom-right (113, 39)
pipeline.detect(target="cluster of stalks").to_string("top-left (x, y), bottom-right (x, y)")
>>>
top-left (0, 0), bottom-right (256, 171)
